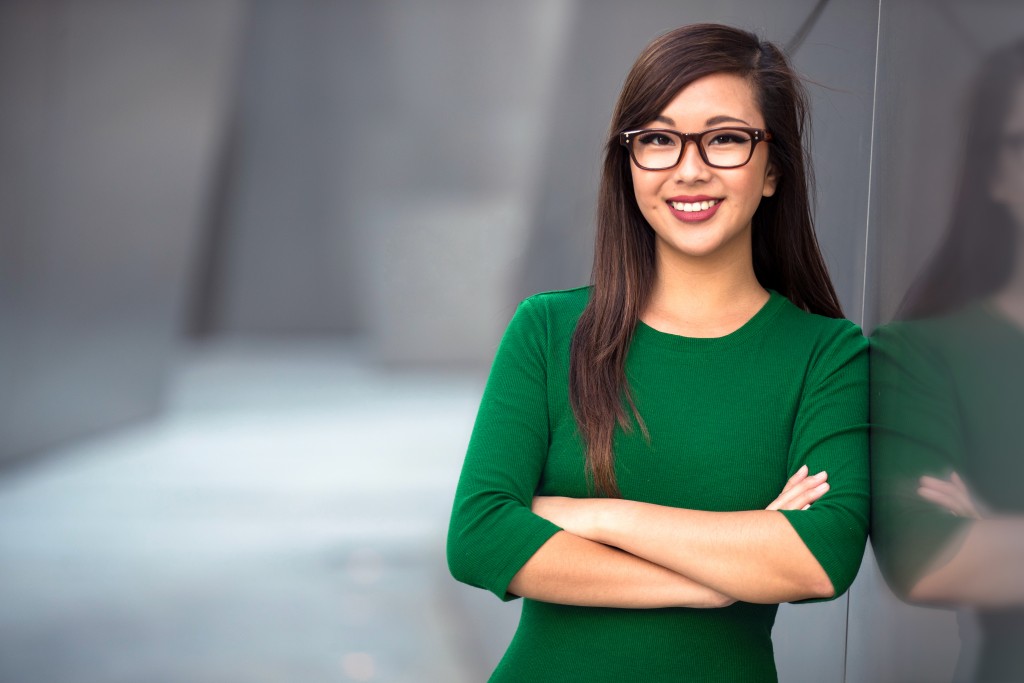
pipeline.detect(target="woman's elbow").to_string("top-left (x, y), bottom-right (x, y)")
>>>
top-left (445, 526), bottom-right (476, 586)
top-left (799, 548), bottom-right (837, 597)
top-left (808, 573), bottom-right (836, 600)
top-left (788, 563), bottom-right (836, 602)
top-left (742, 568), bottom-right (836, 604)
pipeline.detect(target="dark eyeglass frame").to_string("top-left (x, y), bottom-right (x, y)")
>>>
top-left (619, 127), bottom-right (773, 170)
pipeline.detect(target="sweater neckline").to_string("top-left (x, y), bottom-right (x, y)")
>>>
top-left (632, 289), bottom-right (785, 352)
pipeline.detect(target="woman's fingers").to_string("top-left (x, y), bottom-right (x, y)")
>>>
top-left (780, 481), bottom-right (829, 511)
top-left (778, 464), bottom-right (809, 495)
top-left (766, 470), bottom-right (828, 511)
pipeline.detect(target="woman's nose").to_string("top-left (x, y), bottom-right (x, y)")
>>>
top-left (673, 140), bottom-right (710, 182)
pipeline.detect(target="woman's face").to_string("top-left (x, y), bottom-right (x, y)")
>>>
top-left (991, 81), bottom-right (1024, 229)
top-left (629, 72), bottom-right (778, 268)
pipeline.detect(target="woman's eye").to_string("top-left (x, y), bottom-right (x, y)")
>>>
top-left (707, 131), bottom-right (750, 146)
top-left (637, 133), bottom-right (677, 147)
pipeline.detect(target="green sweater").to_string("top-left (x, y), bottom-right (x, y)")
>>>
top-left (447, 286), bottom-right (869, 682)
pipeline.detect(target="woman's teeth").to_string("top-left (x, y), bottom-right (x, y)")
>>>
top-left (670, 199), bottom-right (719, 212)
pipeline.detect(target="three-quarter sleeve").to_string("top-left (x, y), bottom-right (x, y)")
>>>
top-left (446, 296), bottom-right (562, 600)
top-left (779, 322), bottom-right (870, 601)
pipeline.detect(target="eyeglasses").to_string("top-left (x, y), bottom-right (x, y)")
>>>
top-left (619, 127), bottom-right (772, 170)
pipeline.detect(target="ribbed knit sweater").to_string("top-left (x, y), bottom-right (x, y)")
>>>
top-left (447, 286), bottom-right (869, 682)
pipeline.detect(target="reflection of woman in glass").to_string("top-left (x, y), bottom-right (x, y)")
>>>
top-left (871, 39), bottom-right (1024, 683)
top-left (448, 24), bottom-right (869, 682)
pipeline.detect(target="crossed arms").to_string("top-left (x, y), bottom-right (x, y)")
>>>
top-left (508, 466), bottom-right (835, 608)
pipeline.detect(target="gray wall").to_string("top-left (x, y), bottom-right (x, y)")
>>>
top-left (0, 0), bottom-right (244, 464)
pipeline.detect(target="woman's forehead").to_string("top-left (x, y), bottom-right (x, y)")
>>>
top-left (652, 73), bottom-right (763, 128)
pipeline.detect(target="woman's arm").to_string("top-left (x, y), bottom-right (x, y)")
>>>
top-left (535, 502), bottom-right (833, 604)
top-left (533, 468), bottom-right (834, 604)
top-left (512, 465), bottom-right (830, 607)
top-left (507, 531), bottom-right (735, 608)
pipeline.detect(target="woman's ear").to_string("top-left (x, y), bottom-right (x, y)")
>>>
top-left (762, 163), bottom-right (780, 198)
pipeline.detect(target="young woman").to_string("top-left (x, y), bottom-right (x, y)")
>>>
top-left (447, 23), bottom-right (869, 682)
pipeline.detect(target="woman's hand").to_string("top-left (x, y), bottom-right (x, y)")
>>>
top-left (918, 471), bottom-right (986, 519)
top-left (765, 465), bottom-right (829, 511)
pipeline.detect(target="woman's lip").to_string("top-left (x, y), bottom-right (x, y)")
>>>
top-left (666, 198), bottom-right (722, 222)
top-left (667, 195), bottom-right (718, 202)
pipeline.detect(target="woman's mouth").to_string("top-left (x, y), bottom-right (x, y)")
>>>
top-left (669, 199), bottom-right (719, 212)
top-left (666, 197), bottom-right (722, 222)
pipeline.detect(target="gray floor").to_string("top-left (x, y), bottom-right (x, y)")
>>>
top-left (0, 340), bottom-right (500, 682)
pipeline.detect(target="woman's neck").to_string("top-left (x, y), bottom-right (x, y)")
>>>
top-left (642, 251), bottom-right (768, 338)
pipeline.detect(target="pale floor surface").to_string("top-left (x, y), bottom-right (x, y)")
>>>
top-left (0, 340), bottom-right (515, 683)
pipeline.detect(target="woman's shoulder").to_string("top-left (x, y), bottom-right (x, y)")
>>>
top-left (774, 293), bottom-right (862, 333)
top-left (522, 284), bottom-right (592, 307)
top-left (518, 285), bottom-right (592, 325)
top-left (499, 286), bottom-right (591, 347)
top-left (772, 292), bottom-right (867, 357)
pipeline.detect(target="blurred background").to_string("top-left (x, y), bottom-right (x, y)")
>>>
top-left (1, 0), bottom-right (1022, 681)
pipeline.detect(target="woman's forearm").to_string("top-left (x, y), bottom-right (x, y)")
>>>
top-left (575, 500), bottom-right (833, 603)
top-left (507, 530), bottom-right (736, 609)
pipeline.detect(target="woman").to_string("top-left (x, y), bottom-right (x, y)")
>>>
top-left (447, 23), bottom-right (869, 682)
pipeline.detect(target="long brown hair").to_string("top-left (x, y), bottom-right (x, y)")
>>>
top-left (569, 24), bottom-right (843, 497)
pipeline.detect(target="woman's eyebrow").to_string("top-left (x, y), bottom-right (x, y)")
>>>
top-left (653, 114), bottom-right (752, 127)
top-left (706, 114), bottom-right (751, 126)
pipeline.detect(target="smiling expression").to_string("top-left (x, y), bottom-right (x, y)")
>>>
top-left (629, 72), bottom-right (779, 268)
